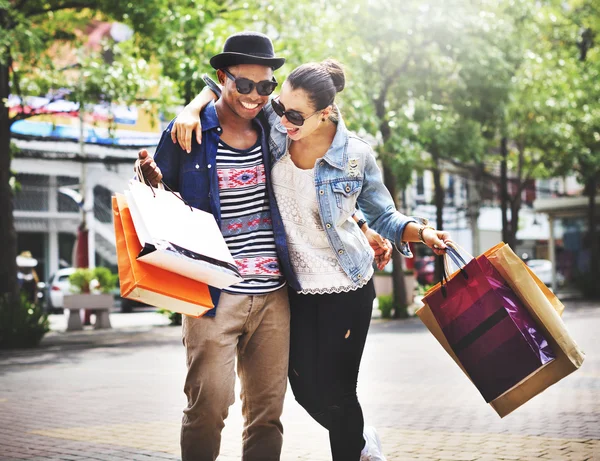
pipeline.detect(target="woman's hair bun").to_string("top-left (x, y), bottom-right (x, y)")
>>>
top-left (321, 59), bottom-right (345, 93)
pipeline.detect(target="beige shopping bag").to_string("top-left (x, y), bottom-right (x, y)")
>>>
top-left (417, 242), bottom-right (585, 417)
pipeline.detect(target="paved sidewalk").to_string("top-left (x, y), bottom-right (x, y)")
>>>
top-left (0, 301), bottom-right (598, 460)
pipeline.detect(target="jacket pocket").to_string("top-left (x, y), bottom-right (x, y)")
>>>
top-left (332, 179), bottom-right (362, 214)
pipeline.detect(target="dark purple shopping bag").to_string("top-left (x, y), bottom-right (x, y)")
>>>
top-left (423, 247), bottom-right (555, 402)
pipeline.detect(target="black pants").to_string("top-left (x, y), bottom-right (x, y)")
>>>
top-left (288, 279), bottom-right (376, 461)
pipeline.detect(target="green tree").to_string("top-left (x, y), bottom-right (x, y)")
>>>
top-left (0, 0), bottom-right (174, 346)
top-left (334, 0), bottom-right (498, 312)
top-left (541, 0), bottom-right (600, 294)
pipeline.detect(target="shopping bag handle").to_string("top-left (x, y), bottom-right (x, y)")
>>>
top-left (440, 257), bottom-right (450, 298)
top-left (134, 160), bottom-right (165, 191)
top-left (446, 246), bottom-right (468, 269)
top-left (161, 181), bottom-right (194, 211)
top-left (439, 245), bottom-right (469, 298)
top-left (134, 159), bottom-right (193, 211)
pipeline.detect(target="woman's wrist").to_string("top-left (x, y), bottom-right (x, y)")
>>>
top-left (403, 222), bottom-right (435, 243)
top-left (418, 225), bottom-right (436, 244)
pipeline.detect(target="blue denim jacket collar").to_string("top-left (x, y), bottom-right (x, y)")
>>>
top-left (273, 110), bottom-right (348, 170)
top-left (322, 112), bottom-right (349, 170)
top-left (201, 100), bottom-right (221, 131)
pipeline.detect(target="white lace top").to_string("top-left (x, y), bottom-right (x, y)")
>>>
top-left (271, 151), bottom-right (373, 295)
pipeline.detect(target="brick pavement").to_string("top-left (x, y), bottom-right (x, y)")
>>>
top-left (0, 301), bottom-right (598, 461)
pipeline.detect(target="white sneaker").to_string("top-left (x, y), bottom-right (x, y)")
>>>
top-left (360, 426), bottom-right (387, 461)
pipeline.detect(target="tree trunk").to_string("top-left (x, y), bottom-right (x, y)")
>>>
top-left (0, 59), bottom-right (19, 304)
top-left (374, 91), bottom-right (408, 318)
top-left (383, 161), bottom-right (408, 318)
top-left (508, 196), bottom-right (521, 250)
top-left (468, 165), bottom-right (483, 256)
top-left (432, 160), bottom-right (445, 283)
top-left (586, 176), bottom-right (599, 279)
top-left (500, 136), bottom-right (509, 243)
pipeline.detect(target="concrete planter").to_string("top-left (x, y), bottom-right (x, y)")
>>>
top-left (63, 293), bottom-right (113, 331)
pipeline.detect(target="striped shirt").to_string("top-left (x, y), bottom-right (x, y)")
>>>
top-left (217, 139), bottom-right (285, 295)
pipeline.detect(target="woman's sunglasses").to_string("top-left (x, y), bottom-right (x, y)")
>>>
top-left (271, 98), bottom-right (320, 127)
top-left (223, 69), bottom-right (278, 96)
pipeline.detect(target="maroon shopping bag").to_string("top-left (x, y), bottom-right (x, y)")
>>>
top-left (423, 248), bottom-right (555, 402)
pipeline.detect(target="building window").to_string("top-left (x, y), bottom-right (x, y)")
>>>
top-left (93, 185), bottom-right (114, 224)
top-left (13, 174), bottom-right (49, 211)
top-left (57, 176), bottom-right (81, 212)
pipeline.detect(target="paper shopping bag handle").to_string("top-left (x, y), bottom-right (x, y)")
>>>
top-left (134, 160), bottom-right (165, 191)
top-left (438, 246), bottom-right (469, 298)
top-left (134, 160), bottom-right (194, 211)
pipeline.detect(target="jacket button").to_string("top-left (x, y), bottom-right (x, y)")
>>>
top-left (326, 223), bottom-right (331, 229)
top-left (320, 160), bottom-right (325, 166)
top-left (319, 190), bottom-right (324, 195)
top-left (338, 249), bottom-right (344, 255)
top-left (345, 186), bottom-right (351, 192)
top-left (207, 164), bottom-right (212, 169)
top-left (357, 274), bottom-right (362, 279)
top-left (195, 164), bottom-right (199, 169)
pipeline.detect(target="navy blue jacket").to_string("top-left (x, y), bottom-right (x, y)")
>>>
top-left (153, 101), bottom-right (300, 315)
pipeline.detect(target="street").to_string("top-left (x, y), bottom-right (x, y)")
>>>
top-left (0, 302), bottom-right (598, 461)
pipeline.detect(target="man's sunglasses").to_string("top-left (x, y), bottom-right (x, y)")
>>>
top-left (223, 69), bottom-right (278, 96)
top-left (271, 98), bottom-right (320, 127)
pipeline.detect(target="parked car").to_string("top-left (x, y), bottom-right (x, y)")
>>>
top-left (46, 267), bottom-right (146, 313)
top-left (526, 259), bottom-right (565, 287)
top-left (46, 267), bottom-right (76, 313)
top-left (415, 256), bottom-right (436, 286)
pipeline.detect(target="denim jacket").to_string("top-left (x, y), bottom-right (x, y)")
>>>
top-left (152, 101), bottom-right (301, 315)
top-left (266, 105), bottom-right (418, 286)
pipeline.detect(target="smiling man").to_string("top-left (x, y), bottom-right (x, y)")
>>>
top-left (136, 32), bottom-right (301, 461)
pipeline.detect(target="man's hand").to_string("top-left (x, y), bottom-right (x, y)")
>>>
top-left (136, 149), bottom-right (162, 187)
top-left (363, 228), bottom-right (393, 271)
top-left (171, 110), bottom-right (202, 154)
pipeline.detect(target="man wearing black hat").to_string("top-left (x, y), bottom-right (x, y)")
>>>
top-left (137, 32), bottom-right (300, 461)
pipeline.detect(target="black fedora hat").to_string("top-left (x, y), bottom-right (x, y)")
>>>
top-left (210, 31), bottom-right (285, 70)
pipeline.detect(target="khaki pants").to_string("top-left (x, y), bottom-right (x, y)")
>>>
top-left (180, 286), bottom-right (290, 461)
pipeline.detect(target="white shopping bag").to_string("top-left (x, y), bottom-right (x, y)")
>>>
top-left (126, 178), bottom-right (243, 289)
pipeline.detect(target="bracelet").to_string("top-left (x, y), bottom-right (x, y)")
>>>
top-left (356, 218), bottom-right (367, 230)
top-left (418, 225), bottom-right (435, 243)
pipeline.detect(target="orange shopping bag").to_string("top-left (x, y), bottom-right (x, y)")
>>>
top-left (112, 193), bottom-right (213, 317)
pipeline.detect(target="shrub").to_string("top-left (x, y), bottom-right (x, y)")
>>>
top-left (68, 269), bottom-right (94, 294)
top-left (417, 283), bottom-right (435, 296)
top-left (0, 293), bottom-right (50, 349)
top-left (69, 267), bottom-right (117, 294)
top-left (92, 267), bottom-right (118, 294)
top-left (157, 308), bottom-right (182, 326)
top-left (377, 295), bottom-right (394, 319)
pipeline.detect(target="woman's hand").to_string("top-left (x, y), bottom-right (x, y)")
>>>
top-left (171, 109), bottom-right (202, 153)
top-left (363, 227), bottom-right (393, 271)
top-left (170, 86), bottom-right (218, 153)
top-left (421, 228), bottom-right (451, 256)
